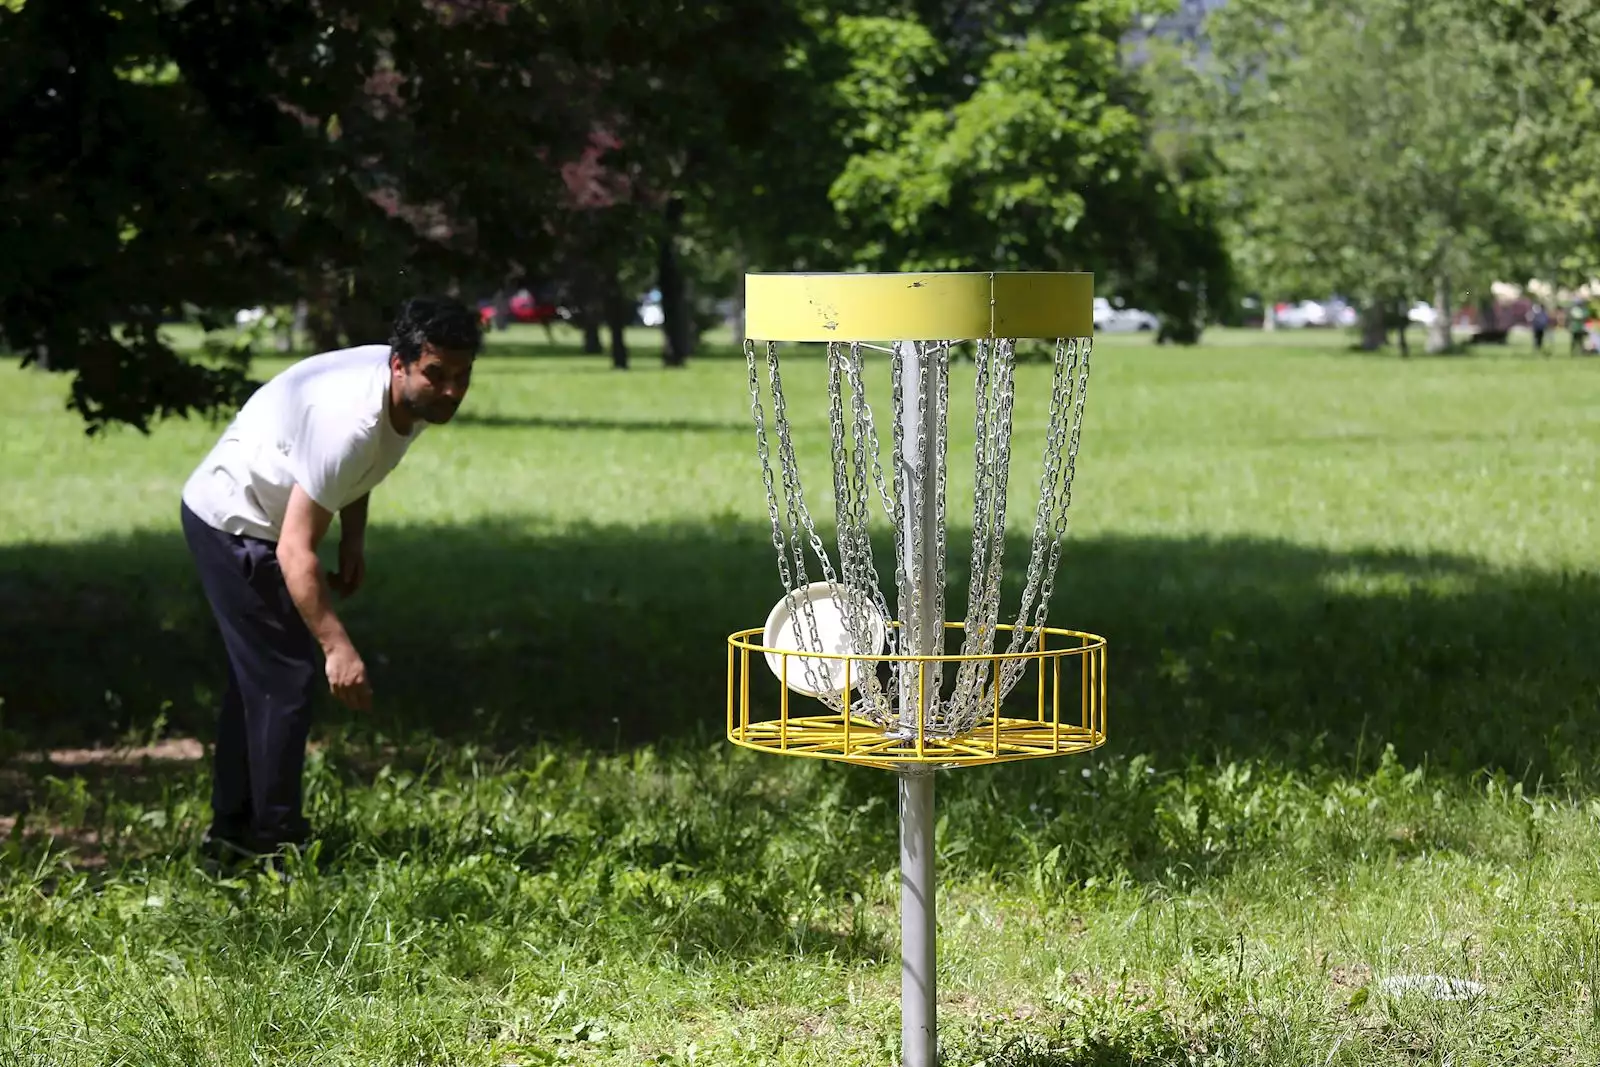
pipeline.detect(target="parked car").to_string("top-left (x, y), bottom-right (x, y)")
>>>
top-left (1273, 300), bottom-right (1330, 328)
top-left (1093, 297), bottom-right (1159, 333)
top-left (1326, 299), bottom-right (1360, 328)
top-left (479, 289), bottom-right (562, 328)
top-left (1407, 301), bottom-right (1438, 326)
top-left (638, 289), bottom-right (665, 327)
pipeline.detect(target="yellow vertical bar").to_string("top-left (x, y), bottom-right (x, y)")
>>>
top-left (741, 647), bottom-right (751, 739)
top-left (727, 641), bottom-right (736, 738)
top-left (781, 654), bottom-right (790, 750)
top-left (992, 663), bottom-right (1002, 752)
top-left (1049, 652), bottom-right (1062, 751)
top-left (1100, 645), bottom-right (1108, 740)
top-left (843, 658), bottom-right (853, 756)
top-left (1036, 628), bottom-right (1048, 723)
top-left (1082, 644), bottom-right (1090, 733)
top-left (1053, 655), bottom-right (1061, 745)
top-left (916, 661), bottom-right (927, 758)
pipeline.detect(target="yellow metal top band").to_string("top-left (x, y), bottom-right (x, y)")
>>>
top-left (744, 271), bottom-right (1094, 342)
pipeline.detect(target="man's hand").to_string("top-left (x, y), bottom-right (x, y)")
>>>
top-left (324, 640), bottom-right (373, 710)
top-left (278, 484), bottom-right (371, 709)
top-left (329, 536), bottom-right (365, 598)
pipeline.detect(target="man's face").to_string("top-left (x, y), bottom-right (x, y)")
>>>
top-left (392, 344), bottom-right (475, 425)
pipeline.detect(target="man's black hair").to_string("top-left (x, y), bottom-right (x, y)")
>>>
top-left (390, 295), bottom-right (483, 365)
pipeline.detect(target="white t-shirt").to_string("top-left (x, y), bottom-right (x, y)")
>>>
top-left (181, 344), bottom-right (424, 541)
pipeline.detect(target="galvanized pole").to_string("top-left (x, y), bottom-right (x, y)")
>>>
top-left (899, 771), bottom-right (937, 1065)
top-left (895, 339), bottom-right (942, 1066)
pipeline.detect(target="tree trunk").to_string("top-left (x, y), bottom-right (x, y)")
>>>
top-left (1426, 274), bottom-right (1453, 354)
top-left (659, 197), bottom-right (691, 368)
top-left (1476, 291), bottom-right (1497, 334)
top-left (291, 300), bottom-right (308, 352)
top-left (608, 318), bottom-right (629, 369)
top-left (1359, 302), bottom-right (1387, 351)
top-left (307, 299), bottom-right (342, 353)
top-left (1263, 300), bottom-right (1277, 331)
top-left (335, 275), bottom-right (388, 347)
top-left (732, 252), bottom-right (747, 349)
top-left (606, 273), bottom-right (630, 370)
top-left (582, 321), bottom-right (603, 354)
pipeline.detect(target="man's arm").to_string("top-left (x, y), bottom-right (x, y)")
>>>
top-left (331, 492), bottom-right (370, 598)
top-left (340, 492), bottom-right (370, 544)
top-left (277, 483), bottom-right (371, 709)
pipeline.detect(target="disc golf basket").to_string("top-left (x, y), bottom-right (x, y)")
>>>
top-left (726, 271), bottom-right (1107, 1066)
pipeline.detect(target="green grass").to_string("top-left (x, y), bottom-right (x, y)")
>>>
top-left (4, 323), bottom-right (1600, 1063)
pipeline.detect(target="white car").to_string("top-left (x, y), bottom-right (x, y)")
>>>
top-left (1273, 300), bottom-right (1330, 328)
top-left (1093, 297), bottom-right (1159, 333)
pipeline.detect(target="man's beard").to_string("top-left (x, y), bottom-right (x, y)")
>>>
top-left (402, 392), bottom-right (458, 424)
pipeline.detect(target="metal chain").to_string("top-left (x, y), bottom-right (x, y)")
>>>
top-left (745, 340), bottom-right (792, 595)
top-left (744, 330), bottom-right (1093, 738)
top-left (829, 342), bottom-right (892, 722)
top-left (747, 339), bottom-right (833, 700)
top-left (845, 342), bottom-right (897, 721)
top-left (999, 339), bottom-right (1069, 673)
top-left (769, 341), bottom-right (844, 706)
top-left (962, 337), bottom-right (994, 647)
top-left (1024, 338), bottom-right (1093, 654)
top-left (947, 339), bottom-right (992, 727)
top-left (886, 341), bottom-right (909, 709)
top-left (927, 341), bottom-right (951, 727)
top-left (949, 338), bottom-right (1018, 732)
top-left (999, 337), bottom-right (1075, 692)
top-left (898, 343), bottom-right (936, 731)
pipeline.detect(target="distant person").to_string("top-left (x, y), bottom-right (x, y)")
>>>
top-left (1571, 303), bottom-right (1589, 356)
top-left (179, 295), bottom-right (482, 863)
top-left (1531, 303), bottom-right (1549, 353)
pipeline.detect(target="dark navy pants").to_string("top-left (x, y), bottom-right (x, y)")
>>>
top-left (181, 502), bottom-right (317, 850)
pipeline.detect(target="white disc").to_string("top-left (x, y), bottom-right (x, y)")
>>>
top-left (762, 582), bottom-right (887, 697)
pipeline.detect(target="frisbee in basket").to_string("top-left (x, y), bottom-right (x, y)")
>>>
top-left (762, 582), bottom-right (887, 697)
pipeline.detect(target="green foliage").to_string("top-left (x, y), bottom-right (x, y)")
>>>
top-left (1193, 0), bottom-right (1593, 330)
top-left (824, 3), bottom-right (1233, 341)
top-left (1471, 0), bottom-right (1600, 287)
top-left (0, 0), bottom-right (601, 432)
top-left (1, 0), bottom-right (1253, 428)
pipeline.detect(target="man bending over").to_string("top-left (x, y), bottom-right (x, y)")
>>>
top-left (179, 295), bottom-right (482, 859)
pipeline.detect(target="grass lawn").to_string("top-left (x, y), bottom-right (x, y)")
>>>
top-left (4, 321), bottom-right (1600, 1063)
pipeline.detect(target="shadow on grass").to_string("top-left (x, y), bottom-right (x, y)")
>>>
top-left (3, 517), bottom-right (1598, 788)
top-left (951, 1031), bottom-right (1197, 1067)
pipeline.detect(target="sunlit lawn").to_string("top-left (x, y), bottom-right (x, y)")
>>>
top-left (3, 321), bottom-right (1600, 1064)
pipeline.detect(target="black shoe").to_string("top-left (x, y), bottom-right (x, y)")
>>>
top-left (202, 830), bottom-right (307, 884)
top-left (200, 827), bottom-right (267, 876)
top-left (202, 826), bottom-right (258, 859)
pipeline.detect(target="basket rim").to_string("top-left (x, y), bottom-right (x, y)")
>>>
top-left (727, 621), bottom-right (1105, 664)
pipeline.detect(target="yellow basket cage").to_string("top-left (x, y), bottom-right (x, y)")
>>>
top-left (727, 622), bottom-right (1106, 769)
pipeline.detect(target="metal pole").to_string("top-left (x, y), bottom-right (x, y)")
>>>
top-left (900, 771), bottom-right (936, 1065)
top-left (895, 339), bottom-right (943, 1066)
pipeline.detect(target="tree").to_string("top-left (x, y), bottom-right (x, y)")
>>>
top-left (0, 0), bottom-right (599, 433)
top-left (1471, 0), bottom-right (1600, 302)
top-left (823, 4), bottom-right (1233, 342)
top-left (1195, 0), bottom-right (1558, 352)
top-left (594, 0), bottom-right (845, 359)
